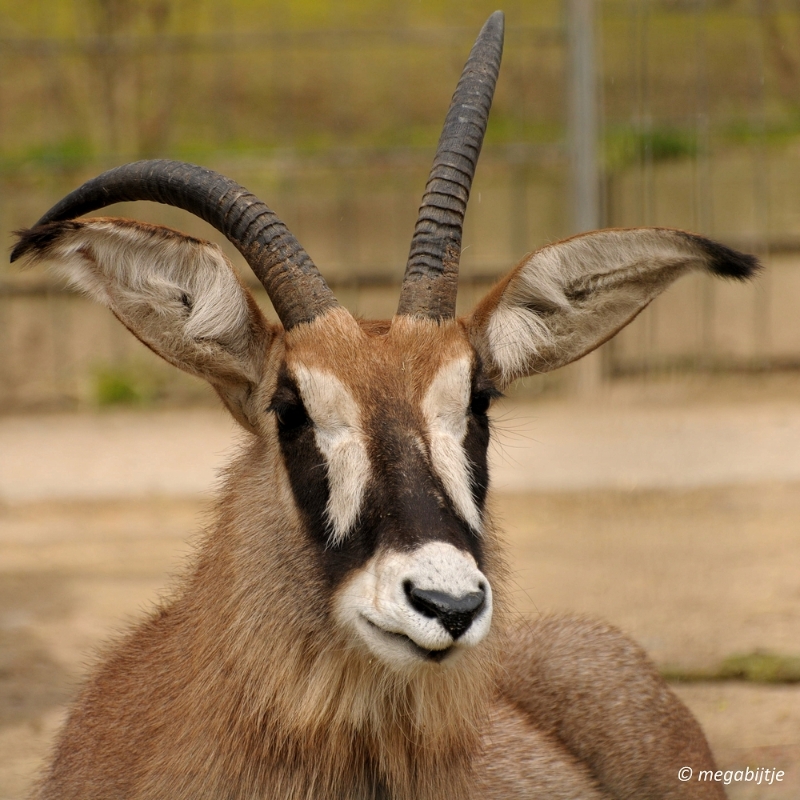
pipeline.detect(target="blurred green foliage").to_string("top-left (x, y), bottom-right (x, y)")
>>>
top-left (604, 126), bottom-right (698, 170)
top-left (717, 651), bottom-right (800, 683)
top-left (0, 0), bottom-right (561, 37)
top-left (2, 0), bottom-right (799, 174)
top-left (93, 362), bottom-right (162, 406)
top-left (662, 651), bottom-right (800, 684)
top-left (0, 0), bottom-right (564, 171)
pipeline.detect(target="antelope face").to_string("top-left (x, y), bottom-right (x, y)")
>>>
top-left (12, 6), bottom-right (757, 685)
top-left (278, 311), bottom-right (496, 669)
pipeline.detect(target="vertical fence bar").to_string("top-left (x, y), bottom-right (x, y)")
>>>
top-left (749, 3), bottom-right (771, 363)
top-left (693, 0), bottom-right (716, 365)
top-left (567, 0), bottom-right (604, 393)
top-left (568, 0), bottom-right (600, 234)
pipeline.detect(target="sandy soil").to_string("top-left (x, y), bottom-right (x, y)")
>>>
top-left (5, 374), bottom-right (800, 502)
top-left (1, 382), bottom-right (799, 798)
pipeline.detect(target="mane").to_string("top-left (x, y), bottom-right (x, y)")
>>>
top-left (243, 622), bottom-right (504, 798)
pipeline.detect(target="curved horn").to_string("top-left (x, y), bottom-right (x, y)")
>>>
top-left (397, 11), bottom-right (504, 319)
top-left (10, 159), bottom-right (339, 330)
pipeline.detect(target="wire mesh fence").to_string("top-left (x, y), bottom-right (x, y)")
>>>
top-left (2, 0), bottom-right (800, 410)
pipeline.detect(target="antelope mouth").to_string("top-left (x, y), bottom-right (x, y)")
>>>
top-left (364, 618), bottom-right (454, 663)
top-left (335, 543), bottom-right (493, 669)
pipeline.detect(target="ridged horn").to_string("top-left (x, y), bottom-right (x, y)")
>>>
top-left (397, 11), bottom-right (504, 319)
top-left (10, 159), bottom-right (339, 330)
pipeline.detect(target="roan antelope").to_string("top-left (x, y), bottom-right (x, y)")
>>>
top-left (12, 12), bottom-right (755, 800)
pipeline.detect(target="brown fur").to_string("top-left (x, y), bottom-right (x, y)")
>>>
top-left (37, 407), bottom-right (501, 800)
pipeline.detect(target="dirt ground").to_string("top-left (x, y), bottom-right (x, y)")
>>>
top-left (1, 376), bottom-right (799, 798)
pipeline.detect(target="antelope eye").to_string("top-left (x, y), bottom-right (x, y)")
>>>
top-left (469, 389), bottom-right (495, 417)
top-left (275, 402), bottom-right (308, 432)
top-left (275, 403), bottom-right (308, 430)
top-left (269, 385), bottom-right (310, 433)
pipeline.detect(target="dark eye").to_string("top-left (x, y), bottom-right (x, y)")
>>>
top-left (275, 402), bottom-right (308, 432)
top-left (469, 388), bottom-right (497, 417)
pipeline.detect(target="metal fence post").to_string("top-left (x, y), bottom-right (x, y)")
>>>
top-left (567, 0), bottom-right (604, 394)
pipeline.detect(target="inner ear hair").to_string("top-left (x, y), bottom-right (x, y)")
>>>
top-left (466, 227), bottom-right (760, 388)
top-left (14, 216), bottom-right (276, 432)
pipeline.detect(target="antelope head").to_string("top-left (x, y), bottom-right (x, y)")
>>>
top-left (11, 12), bottom-right (756, 687)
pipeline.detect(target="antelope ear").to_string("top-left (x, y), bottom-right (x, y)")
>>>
top-left (12, 218), bottom-right (276, 432)
top-left (466, 228), bottom-right (759, 388)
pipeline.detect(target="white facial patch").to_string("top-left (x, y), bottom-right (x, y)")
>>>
top-left (421, 357), bottom-right (482, 532)
top-left (293, 365), bottom-right (371, 545)
top-left (334, 541), bottom-right (493, 669)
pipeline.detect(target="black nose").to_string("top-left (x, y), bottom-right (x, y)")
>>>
top-left (404, 582), bottom-right (486, 640)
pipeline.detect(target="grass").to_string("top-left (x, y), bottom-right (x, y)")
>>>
top-left (662, 652), bottom-right (800, 685)
top-left (93, 364), bottom-right (162, 407)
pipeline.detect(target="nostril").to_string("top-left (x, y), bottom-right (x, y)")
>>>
top-left (404, 582), bottom-right (486, 640)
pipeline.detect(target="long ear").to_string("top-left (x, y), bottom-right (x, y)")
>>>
top-left (466, 228), bottom-right (759, 388)
top-left (13, 218), bottom-right (275, 431)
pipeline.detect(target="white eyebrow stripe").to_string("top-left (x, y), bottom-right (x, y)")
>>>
top-left (421, 357), bottom-right (482, 532)
top-left (293, 365), bottom-right (371, 544)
